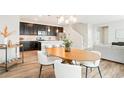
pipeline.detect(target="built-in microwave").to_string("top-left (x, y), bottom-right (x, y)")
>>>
top-left (38, 31), bottom-right (47, 36)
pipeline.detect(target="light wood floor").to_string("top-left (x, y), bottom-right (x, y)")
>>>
top-left (0, 50), bottom-right (124, 78)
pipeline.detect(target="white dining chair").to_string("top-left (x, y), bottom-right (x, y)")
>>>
top-left (79, 51), bottom-right (102, 78)
top-left (37, 51), bottom-right (62, 78)
top-left (45, 45), bottom-right (62, 62)
top-left (54, 62), bottom-right (82, 78)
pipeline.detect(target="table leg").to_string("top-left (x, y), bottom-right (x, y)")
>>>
top-left (5, 47), bottom-right (8, 72)
top-left (21, 46), bottom-right (24, 63)
top-left (15, 46), bottom-right (17, 60)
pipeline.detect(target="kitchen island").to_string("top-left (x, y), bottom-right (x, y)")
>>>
top-left (93, 44), bottom-right (124, 63)
top-left (38, 40), bottom-right (64, 50)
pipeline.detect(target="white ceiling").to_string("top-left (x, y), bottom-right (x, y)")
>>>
top-left (20, 15), bottom-right (124, 26)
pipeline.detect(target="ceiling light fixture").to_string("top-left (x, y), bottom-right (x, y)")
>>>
top-left (57, 16), bottom-right (77, 25)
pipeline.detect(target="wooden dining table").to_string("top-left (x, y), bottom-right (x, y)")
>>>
top-left (47, 48), bottom-right (100, 64)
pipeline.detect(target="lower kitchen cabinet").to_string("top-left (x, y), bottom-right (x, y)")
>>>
top-left (20, 41), bottom-right (41, 51)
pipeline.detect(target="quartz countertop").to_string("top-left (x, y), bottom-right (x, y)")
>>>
top-left (38, 40), bottom-right (63, 42)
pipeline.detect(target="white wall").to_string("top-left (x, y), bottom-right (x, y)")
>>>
top-left (0, 15), bottom-right (19, 63)
top-left (93, 20), bottom-right (124, 45)
top-left (108, 20), bottom-right (124, 43)
top-left (0, 16), bottom-right (19, 43)
top-left (87, 24), bottom-right (93, 48)
top-left (92, 25), bottom-right (100, 45)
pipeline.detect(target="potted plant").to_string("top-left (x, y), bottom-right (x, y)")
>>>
top-left (63, 38), bottom-right (72, 52)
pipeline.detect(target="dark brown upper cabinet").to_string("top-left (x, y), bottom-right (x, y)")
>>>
top-left (47, 26), bottom-right (57, 36)
top-left (20, 22), bottom-right (37, 35)
top-left (33, 24), bottom-right (38, 35)
top-left (25, 23), bottom-right (34, 35)
top-left (20, 22), bottom-right (63, 36)
top-left (37, 24), bottom-right (47, 31)
top-left (58, 27), bottom-right (63, 33)
top-left (20, 22), bottom-right (32, 35)
top-left (20, 22), bottom-right (26, 35)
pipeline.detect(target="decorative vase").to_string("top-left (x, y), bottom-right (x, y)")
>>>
top-left (4, 38), bottom-right (8, 45)
top-left (65, 47), bottom-right (71, 52)
top-left (8, 40), bottom-right (12, 47)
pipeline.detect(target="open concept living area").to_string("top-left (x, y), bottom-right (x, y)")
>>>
top-left (0, 15), bottom-right (124, 78)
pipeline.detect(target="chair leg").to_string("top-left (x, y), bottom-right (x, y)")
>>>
top-left (39, 65), bottom-right (42, 78)
top-left (74, 60), bottom-right (77, 65)
top-left (90, 68), bottom-right (92, 72)
top-left (98, 66), bottom-right (102, 78)
top-left (52, 64), bottom-right (54, 69)
top-left (86, 67), bottom-right (88, 78)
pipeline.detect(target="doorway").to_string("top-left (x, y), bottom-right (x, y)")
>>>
top-left (99, 26), bottom-right (109, 44)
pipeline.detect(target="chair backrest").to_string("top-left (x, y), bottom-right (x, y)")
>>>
top-left (54, 62), bottom-right (82, 78)
top-left (91, 51), bottom-right (101, 66)
top-left (91, 51), bottom-right (101, 57)
top-left (37, 51), bottom-right (49, 65)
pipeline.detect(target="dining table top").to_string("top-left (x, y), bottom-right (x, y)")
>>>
top-left (47, 48), bottom-right (100, 61)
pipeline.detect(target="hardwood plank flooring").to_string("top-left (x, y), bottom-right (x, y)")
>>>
top-left (0, 50), bottom-right (124, 78)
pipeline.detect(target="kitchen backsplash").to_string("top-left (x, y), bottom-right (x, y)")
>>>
top-left (20, 35), bottom-right (37, 41)
top-left (37, 36), bottom-right (57, 41)
top-left (20, 35), bottom-right (57, 41)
